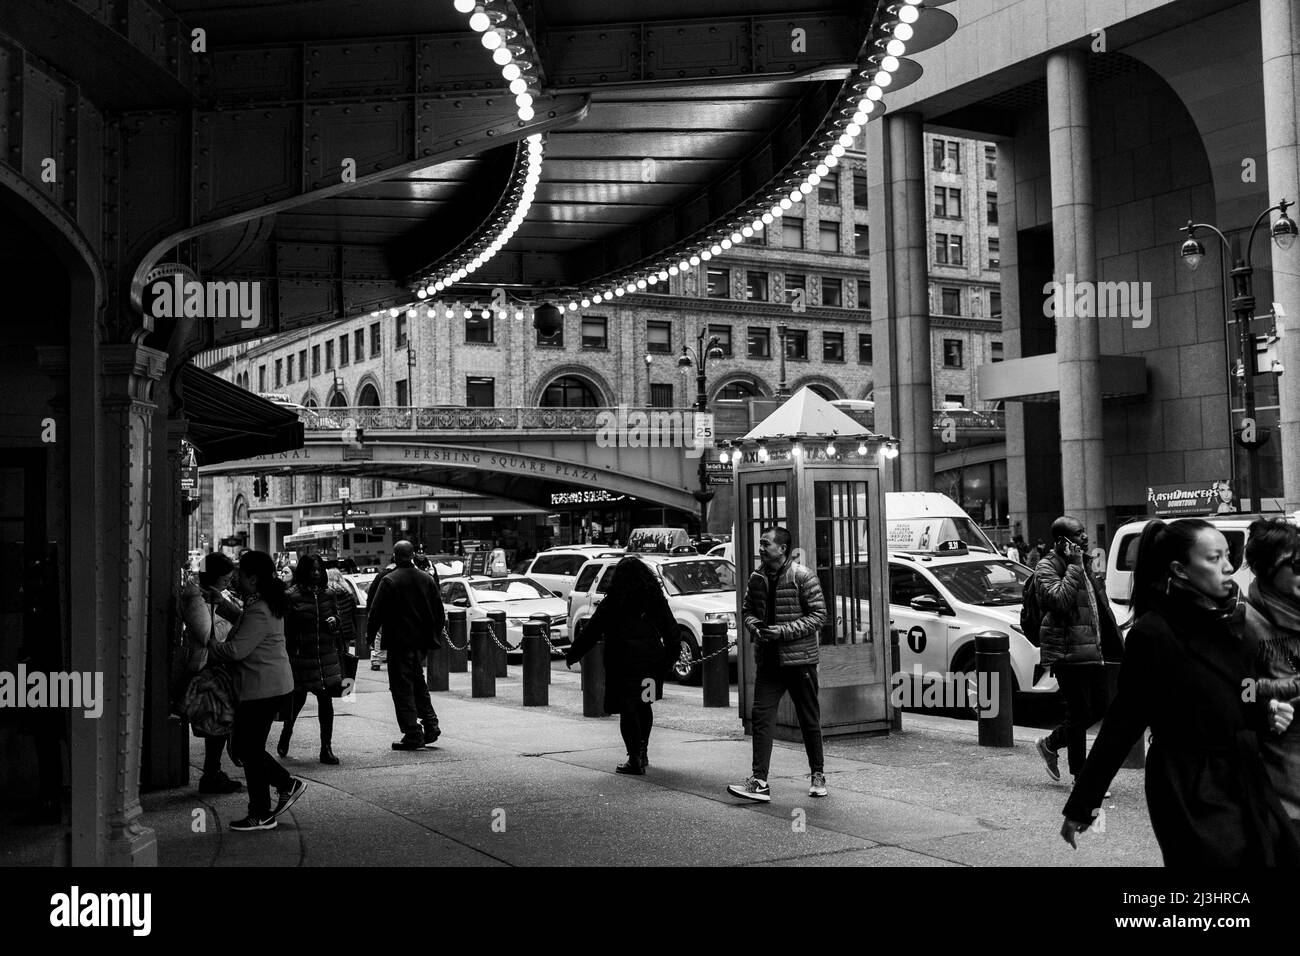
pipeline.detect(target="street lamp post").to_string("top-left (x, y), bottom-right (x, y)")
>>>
top-left (407, 345), bottom-right (417, 430)
top-left (776, 324), bottom-right (790, 398)
top-left (678, 332), bottom-right (724, 533)
top-left (645, 353), bottom-right (654, 408)
top-left (1180, 199), bottom-right (1298, 511)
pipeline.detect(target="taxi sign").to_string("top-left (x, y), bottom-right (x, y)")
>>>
top-left (934, 540), bottom-right (968, 556)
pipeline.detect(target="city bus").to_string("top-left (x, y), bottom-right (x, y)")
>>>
top-left (283, 523), bottom-right (394, 568)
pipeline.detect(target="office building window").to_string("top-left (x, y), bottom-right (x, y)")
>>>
top-left (647, 320), bottom-right (672, 353)
top-left (942, 287), bottom-right (962, 316)
top-left (785, 329), bottom-right (808, 360)
top-left (274, 359), bottom-right (283, 389)
top-left (541, 376), bottom-right (600, 407)
top-left (369, 322), bottom-right (381, 357)
top-left (933, 138), bottom-right (961, 173)
top-left (853, 170), bottom-right (869, 207)
top-left (650, 383), bottom-right (674, 408)
top-left (748, 327), bottom-right (771, 359)
top-left (311, 346), bottom-right (320, 376)
top-left (935, 233), bottom-right (963, 265)
top-left (716, 381), bottom-right (759, 402)
top-left (823, 331), bottom-right (845, 362)
top-left (396, 313), bottom-right (408, 347)
top-left (991, 341), bottom-right (1004, 363)
top-left (299, 348), bottom-right (308, 379)
top-left (822, 277), bottom-right (842, 307)
top-left (396, 379), bottom-right (409, 406)
top-left (287, 355), bottom-right (296, 384)
top-left (465, 312), bottom-right (494, 344)
top-left (990, 291), bottom-right (1002, 318)
top-left (325, 341), bottom-right (334, 371)
top-left (857, 280), bottom-right (871, 313)
top-left (782, 218), bottom-right (804, 249)
top-left (339, 335), bottom-right (349, 366)
top-left (933, 186), bottom-right (962, 219)
top-left (581, 316), bottom-right (608, 350)
top-left (354, 330), bottom-right (364, 362)
top-left (858, 333), bottom-right (873, 364)
top-left (819, 223), bottom-right (840, 253)
top-left (465, 376), bottom-right (495, 407)
top-left (943, 338), bottom-right (964, 368)
top-left (984, 144), bottom-right (997, 180)
top-left (986, 191), bottom-right (998, 225)
top-left (707, 267), bottom-right (730, 298)
top-left (818, 171), bottom-right (839, 205)
top-left (785, 273), bottom-right (806, 292)
top-left (258, 366), bottom-right (267, 392)
top-left (854, 229), bottom-right (870, 256)
top-left (746, 271), bottom-right (769, 302)
top-left (988, 238), bottom-right (1000, 269)
top-left (537, 319), bottom-right (564, 348)
top-left (708, 324), bottom-right (733, 357)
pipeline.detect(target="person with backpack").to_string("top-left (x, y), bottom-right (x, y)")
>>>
top-left (1030, 516), bottom-right (1124, 787)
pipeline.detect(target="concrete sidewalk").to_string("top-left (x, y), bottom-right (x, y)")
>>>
top-left (4, 663), bottom-right (1160, 866)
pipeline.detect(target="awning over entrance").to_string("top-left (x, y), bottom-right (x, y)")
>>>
top-left (978, 353), bottom-right (1148, 403)
top-left (180, 363), bottom-right (305, 464)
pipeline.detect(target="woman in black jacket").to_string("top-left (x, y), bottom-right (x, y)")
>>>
top-left (279, 554), bottom-right (348, 764)
top-left (1060, 518), bottom-right (1300, 865)
top-left (565, 556), bottom-right (680, 774)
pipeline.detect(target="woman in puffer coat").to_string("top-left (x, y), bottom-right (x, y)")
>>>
top-left (279, 554), bottom-right (348, 764)
top-left (565, 556), bottom-right (680, 774)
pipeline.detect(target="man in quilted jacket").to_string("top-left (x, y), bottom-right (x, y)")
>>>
top-left (728, 526), bottom-right (828, 803)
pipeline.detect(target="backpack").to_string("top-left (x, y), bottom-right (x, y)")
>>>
top-left (1019, 568), bottom-right (1043, 646)
top-left (179, 665), bottom-right (237, 738)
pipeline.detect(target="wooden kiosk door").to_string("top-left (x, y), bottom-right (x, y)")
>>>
top-left (737, 464), bottom-right (891, 738)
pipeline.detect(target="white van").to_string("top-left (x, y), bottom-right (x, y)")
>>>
top-left (886, 492), bottom-right (1001, 555)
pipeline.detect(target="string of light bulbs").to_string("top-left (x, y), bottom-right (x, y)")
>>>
top-left (717, 435), bottom-right (901, 465)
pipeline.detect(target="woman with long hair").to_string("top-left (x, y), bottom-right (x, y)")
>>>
top-left (205, 550), bottom-right (307, 832)
top-left (1059, 519), bottom-right (1299, 865)
top-left (1242, 518), bottom-right (1300, 839)
top-left (565, 556), bottom-right (680, 774)
top-left (278, 554), bottom-right (350, 764)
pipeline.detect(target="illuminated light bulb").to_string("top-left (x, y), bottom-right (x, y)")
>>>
top-left (515, 92), bottom-right (533, 109)
top-left (729, 231), bottom-right (742, 243)
top-left (444, 307), bottom-right (454, 318)
top-left (893, 21), bottom-right (913, 41)
top-left (581, 297), bottom-right (591, 307)
top-left (658, 270), bottom-right (669, 281)
top-left (668, 266), bottom-right (679, 276)
top-left (757, 445), bottom-right (769, 462)
top-left (710, 243), bottom-right (723, 254)
top-left (898, 3), bottom-right (919, 23)
top-left (741, 226), bottom-right (754, 238)
top-left (846, 122), bottom-right (861, 137)
top-left (593, 293), bottom-right (604, 303)
top-left (839, 133), bottom-right (854, 147)
top-left (468, 10), bottom-right (490, 32)
top-left (614, 287), bottom-right (625, 296)
top-left (886, 38), bottom-right (906, 56)
top-left (751, 218), bottom-right (763, 231)
top-left (636, 279), bottom-right (647, 289)
top-left (701, 249), bottom-right (713, 260)
top-left (407, 308), bottom-right (416, 317)
top-left (718, 450), bottom-right (729, 464)
top-left (416, 288), bottom-right (428, 298)
top-left (517, 106), bottom-right (535, 121)
top-left (779, 197), bottom-right (793, 210)
top-left (866, 85), bottom-right (883, 100)
top-left (881, 55), bottom-right (900, 72)
top-left (790, 189), bottom-right (803, 202)
top-left (807, 172), bottom-right (821, 186)
top-left (425, 306), bottom-right (435, 317)
top-left (453, 0), bottom-right (475, 12)
top-left (857, 442), bottom-right (868, 456)
top-left (492, 46), bottom-right (512, 65)
top-left (482, 30), bottom-right (503, 49)
top-left (831, 144), bottom-right (846, 158)
top-left (481, 308), bottom-right (490, 318)
top-left (791, 442), bottom-right (803, 457)
top-left (463, 308), bottom-right (473, 319)
top-left (689, 255), bottom-right (700, 266)
top-left (799, 181), bottom-right (813, 195)
top-left (504, 65), bottom-right (523, 83)
top-left (815, 163), bottom-right (829, 177)
top-left (389, 307), bottom-right (400, 317)
top-left (515, 310), bottom-right (524, 320)
top-left (874, 71), bottom-right (892, 87)
top-left (567, 301), bottom-right (578, 311)
top-left (680, 259), bottom-right (691, 270)
top-left (762, 212), bottom-right (774, 224)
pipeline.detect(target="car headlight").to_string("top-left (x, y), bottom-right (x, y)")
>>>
top-left (705, 611), bottom-right (736, 627)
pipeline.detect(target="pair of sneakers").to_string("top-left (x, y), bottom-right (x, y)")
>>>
top-left (728, 772), bottom-right (827, 803)
top-left (1036, 737), bottom-right (1111, 798)
top-left (229, 777), bottom-right (308, 832)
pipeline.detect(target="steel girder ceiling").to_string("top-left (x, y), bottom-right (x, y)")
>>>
top-left (122, 0), bottom-right (957, 345)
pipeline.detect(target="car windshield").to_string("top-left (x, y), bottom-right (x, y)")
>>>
top-left (929, 560), bottom-right (1030, 607)
top-left (469, 578), bottom-right (552, 602)
top-left (659, 560), bottom-right (735, 595)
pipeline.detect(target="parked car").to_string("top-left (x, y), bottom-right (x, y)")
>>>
top-left (568, 552), bottom-right (738, 684)
top-left (439, 574), bottom-right (570, 656)
top-left (340, 570), bottom-right (378, 609)
top-left (889, 543), bottom-right (1056, 704)
top-left (520, 546), bottom-right (624, 598)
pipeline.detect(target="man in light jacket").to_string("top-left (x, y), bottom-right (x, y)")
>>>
top-left (728, 526), bottom-right (828, 803)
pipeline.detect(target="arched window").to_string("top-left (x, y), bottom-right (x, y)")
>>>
top-left (357, 383), bottom-right (381, 407)
top-left (715, 380), bottom-right (758, 402)
top-left (809, 384), bottom-right (839, 401)
top-left (329, 391), bottom-right (348, 408)
top-left (233, 495), bottom-right (249, 532)
top-left (540, 375), bottom-right (600, 407)
top-left (303, 397), bottom-right (318, 409)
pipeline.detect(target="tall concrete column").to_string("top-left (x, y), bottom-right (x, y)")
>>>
top-left (1047, 49), bottom-right (1106, 536)
top-left (80, 343), bottom-right (165, 865)
top-left (871, 112), bottom-right (933, 490)
top-left (1263, 0), bottom-right (1300, 510)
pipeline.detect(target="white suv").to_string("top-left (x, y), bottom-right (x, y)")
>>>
top-left (568, 553), bottom-right (738, 684)
top-left (521, 546), bottom-right (623, 598)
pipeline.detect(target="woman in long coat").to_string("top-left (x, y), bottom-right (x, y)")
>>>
top-left (566, 556), bottom-right (680, 774)
top-left (279, 553), bottom-right (348, 764)
top-left (1061, 518), bottom-right (1300, 865)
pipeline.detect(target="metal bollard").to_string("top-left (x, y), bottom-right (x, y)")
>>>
top-left (426, 631), bottom-right (449, 692)
top-left (1106, 660), bottom-right (1146, 768)
top-left (446, 609), bottom-right (468, 672)
top-left (529, 612), bottom-right (553, 685)
top-left (974, 631), bottom-right (1014, 747)
top-left (470, 619), bottom-right (496, 698)
top-left (890, 627), bottom-right (902, 731)
top-left (575, 620), bottom-right (606, 717)
top-left (522, 622), bottom-right (549, 706)
top-left (487, 608), bottom-right (508, 677)
top-left (355, 607), bottom-right (370, 660)
top-left (701, 622), bottom-right (729, 707)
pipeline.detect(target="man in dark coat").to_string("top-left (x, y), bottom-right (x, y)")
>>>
top-left (728, 526), bottom-right (828, 803)
top-left (366, 541), bottom-right (446, 750)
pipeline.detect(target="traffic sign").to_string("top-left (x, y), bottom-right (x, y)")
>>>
top-left (693, 412), bottom-right (715, 446)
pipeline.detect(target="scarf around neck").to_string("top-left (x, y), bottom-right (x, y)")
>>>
top-left (1247, 580), bottom-right (1300, 671)
top-left (1164, 578), bottom-right (1246, 633)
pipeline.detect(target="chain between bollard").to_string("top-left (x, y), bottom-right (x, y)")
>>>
top-left (686, 638), bottom-right (737, 667)
top-left (489, 631), bottom-right (524, 653)
top-left (441, 625), bottom-right (469, 653)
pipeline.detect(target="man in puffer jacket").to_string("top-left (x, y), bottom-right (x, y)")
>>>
top-left (1034, 516), bottom-right (1124, 787)
top-left (728, 526), bottom-right (828, 803)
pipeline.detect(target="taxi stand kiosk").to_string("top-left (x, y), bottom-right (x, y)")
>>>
top-left (722, 388), bottom-right (898, 739)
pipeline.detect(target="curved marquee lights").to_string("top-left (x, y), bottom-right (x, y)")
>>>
top-left (557, 0), bottom-right (931, 311)
top-left (716, 435), bottom-right (902, 465)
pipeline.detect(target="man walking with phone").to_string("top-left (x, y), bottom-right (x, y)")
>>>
top-left (728, 526), bottom-right (828, 803)
top-left (1034, 516), bottom-right (1124, 786)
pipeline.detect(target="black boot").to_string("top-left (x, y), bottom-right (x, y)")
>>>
top-left (319, 745), bottom-right (339, 765)
top-left (616, 755), bottom-right (645, 775)
top-left (641, 741), bottom-right (649, 768)
top-left (277, 726), bottom-right (291, 759)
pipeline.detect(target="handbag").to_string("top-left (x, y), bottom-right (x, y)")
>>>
top-left (179, 664), bottom-right (237, 737)
top-left (331, 652), bottom-right (359, 697)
